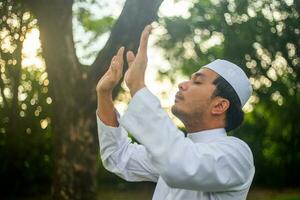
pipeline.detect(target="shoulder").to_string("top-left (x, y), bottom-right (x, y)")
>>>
top-left (213, 136), bottom-right (254, 165)
top-left (229, 136), bottom-right (253, 156)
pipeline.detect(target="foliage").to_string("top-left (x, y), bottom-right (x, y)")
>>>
top-left (0, 0), bottom-right (119, 195)
top-left (73, 0), bottom-right (117, 63)
top-left (0, 0), bottom-right (53, 195)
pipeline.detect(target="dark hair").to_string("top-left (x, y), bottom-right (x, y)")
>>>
top-left (212, 76), bottom-right (244, 132)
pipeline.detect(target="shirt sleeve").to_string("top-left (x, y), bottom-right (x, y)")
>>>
top-left (96, 109), bottom-right (159, 182)
top-left (119, 87), bottom-right (255, 192)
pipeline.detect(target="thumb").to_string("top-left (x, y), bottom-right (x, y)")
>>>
top-left (126, 51), bottom-right (136, 68)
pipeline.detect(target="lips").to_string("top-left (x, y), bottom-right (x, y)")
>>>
top-left (175, 92), bottom-right (184, 101)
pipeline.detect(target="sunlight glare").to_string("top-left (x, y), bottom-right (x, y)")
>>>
top-left (22, 28), bottom-right (45, 69)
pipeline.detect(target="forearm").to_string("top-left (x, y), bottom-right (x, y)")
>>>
top-left (129, 82), bottom-right (146, 97)
top-left (96, 91), bottom-right (119, 127)
top-left (95, 90), bottom-right (159, 182)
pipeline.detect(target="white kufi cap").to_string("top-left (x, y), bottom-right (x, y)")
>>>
top-left (204, 59), bottom-right (252, 107)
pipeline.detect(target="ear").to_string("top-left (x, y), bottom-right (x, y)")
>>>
top-left (211, 97), bottom-right (230, 115)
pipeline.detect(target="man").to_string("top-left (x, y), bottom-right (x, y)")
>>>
top-left (96, 25), bottom-right (255, 200)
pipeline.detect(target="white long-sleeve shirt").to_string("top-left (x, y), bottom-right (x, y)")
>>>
top-left (96, 87), bottom-right (255, 200)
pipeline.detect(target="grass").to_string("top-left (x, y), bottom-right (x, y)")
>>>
top-left (3, 185), bottom-right (300, 200)
top-left (97, 183), bottom-right (154, 200)
top-left (97, 185), bottom-right (300, 200)
top-left (247, 187), bottom-right (300, 200)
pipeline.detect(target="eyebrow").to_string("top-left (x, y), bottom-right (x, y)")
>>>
top-left (190, 72), bottom-right (206, 80)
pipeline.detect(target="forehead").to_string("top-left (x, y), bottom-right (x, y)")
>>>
top-left (192, 67), bottom-right (219, 82)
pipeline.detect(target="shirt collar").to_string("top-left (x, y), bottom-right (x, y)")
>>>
top-left (187, 128), bottom-right (227, 142)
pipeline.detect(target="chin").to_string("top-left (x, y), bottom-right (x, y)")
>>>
top-left (171, 104), bottom-right (184, 118)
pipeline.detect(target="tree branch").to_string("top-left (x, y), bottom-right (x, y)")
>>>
top-left (88, 0), bottom-right (164, 82)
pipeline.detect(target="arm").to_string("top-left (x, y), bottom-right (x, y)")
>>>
top-left (96, 91), bottom-right (118, 127)
top-left (119, 88), bottom-right (254, 191)
top-left (96, 47), bottom-right (158, 182)
top-left (96, 108), bottom-right (159, 182)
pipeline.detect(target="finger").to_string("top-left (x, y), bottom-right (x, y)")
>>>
top-left (126, 51), bottom-right (136, 68)
top-left (115, 47), bottom-right (124, 78)
top-left (109, 56), bottom-right (117, 70)
top-left (112, 57), bottom-right (124, 79)
top-left (137, 25), bottom-right (152, 56)
top-left (117, 47), bottom-right (124, 77)
top-left (111, 57), bottom-right (121, 76)
top-left (111, 60), bottom-right (118, 72)
top-left (116, 46), bottom-right (125, 66)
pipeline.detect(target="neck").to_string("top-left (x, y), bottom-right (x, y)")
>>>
top-left (181, 116), bottom-right (225, 133)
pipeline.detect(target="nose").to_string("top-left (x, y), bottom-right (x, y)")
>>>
top-left (178, 80), bottom-right (189, 91)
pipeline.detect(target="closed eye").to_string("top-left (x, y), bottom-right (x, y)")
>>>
top-left (193, 81), bottom-right (202, 85)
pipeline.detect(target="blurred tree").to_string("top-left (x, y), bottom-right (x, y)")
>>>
top-left (157, 0), bottom-right (300, 187)
top-left (1, 0), bottom-right (164, 199)
top-left (0, 0), bottom-right (53, 195)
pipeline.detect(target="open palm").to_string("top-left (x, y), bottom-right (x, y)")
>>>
top-left (96, 47), bottom-right (124, 93)
top-left (124, 25), bottom-right (152, 95)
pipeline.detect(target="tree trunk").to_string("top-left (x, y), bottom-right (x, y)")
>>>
top-left (24, 0), bottom-right (164, 199)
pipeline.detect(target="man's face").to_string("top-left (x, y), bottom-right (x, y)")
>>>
top-left (171, 68), bottom-right (219, 121)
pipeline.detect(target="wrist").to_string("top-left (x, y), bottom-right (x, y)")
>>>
top-left (97, 90), bottom-right (113, 109)
top-left (129, 83), bottom-right (146, 97)
top-left (97, 89), bottom-right (113, 98)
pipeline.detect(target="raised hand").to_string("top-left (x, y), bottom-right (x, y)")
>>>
top-left (124, 25), bottom-right (152, 96)
top-left (96, 46), bottom-right (124, 95)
